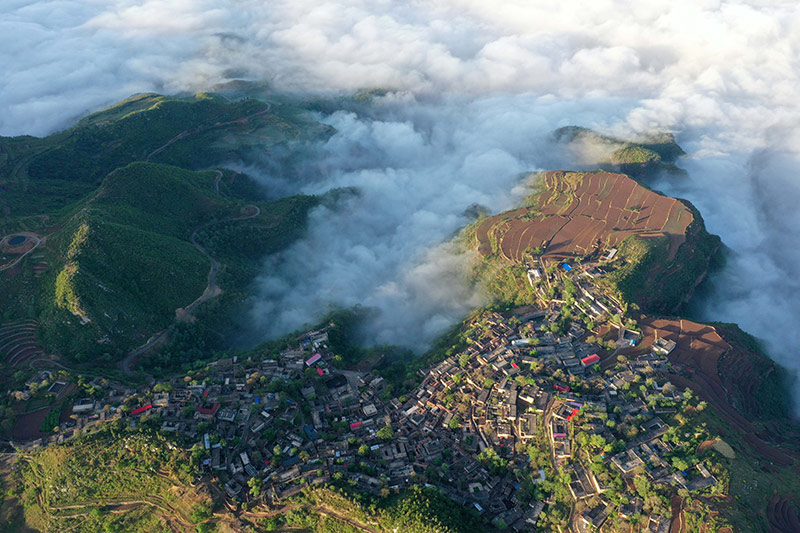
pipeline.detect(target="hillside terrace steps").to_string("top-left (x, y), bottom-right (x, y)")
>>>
top-left (0, 318), bottom-right (37, 336)
top-left (0, 326), bottom-right (38, 345)
top-left (0, 319), bottom-right (45, 366)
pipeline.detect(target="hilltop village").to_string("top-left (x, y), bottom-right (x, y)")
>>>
top-left (8, 251), bottom-right (731, 532)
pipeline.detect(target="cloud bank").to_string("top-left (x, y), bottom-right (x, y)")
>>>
top-left (3, 1), bottom-right (800, 404)
top-left (244, 95), bottom-right (617, 349)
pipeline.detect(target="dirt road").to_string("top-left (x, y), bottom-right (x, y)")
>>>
top-left (144, 103), bottom-right (272, 163)
top-left (0, 233), bottom-right (42, 272)
top-left (121, 204), bottom-right (261, 376)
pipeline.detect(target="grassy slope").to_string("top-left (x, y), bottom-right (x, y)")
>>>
top-left (11, 427), bottom-right (213, 532)
top-left (25, 94), bottom-right (263, 184)
top-left (0, 92), bottom-right (327, 218)
top-left (31, 162), bottom-right (319, 364)
top-left (688, 406), bottom-right (800, 532)
top-left (713, 323), bottom-right (795, 422)
top-left (144, 193), bottom-right (320, 373)
top-left (0, 92), bottom-right (328, 366)
top-left (596, 209), bottom-right (720, 315)
top-left (553, 126), bottom-right (686, 180)
top-left (35, 163), bottom-right (222, 360)
top-left (288, 485), bottom-right (491, 533)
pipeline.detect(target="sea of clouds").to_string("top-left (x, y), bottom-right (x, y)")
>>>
top-left (3, 0), bottom-right (800, 406)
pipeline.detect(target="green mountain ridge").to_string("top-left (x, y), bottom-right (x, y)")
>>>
top-left (0, 93), bottom-right (328, 368)
top-left (553, 126), bottom-right (687, 180)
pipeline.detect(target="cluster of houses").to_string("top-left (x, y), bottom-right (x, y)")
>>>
top-left (11, 256), bottom-right (722, 532)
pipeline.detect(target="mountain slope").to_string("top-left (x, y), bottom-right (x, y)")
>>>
top-left (0, 92), bottom-right (330, 217)
top-left (33, 162), bottom-right (317, 362)
top-left (469, 170), bottom-right (719, 313)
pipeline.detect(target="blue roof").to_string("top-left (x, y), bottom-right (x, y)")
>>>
top-left (283, 456), bottom-right (301, 467)
top-left (562, 264), bottom-right (572, 271)
top-left (303, 424), bottom-right (318, 440)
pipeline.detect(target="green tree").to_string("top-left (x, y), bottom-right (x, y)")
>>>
top-left (377, 425), bottom-right (394, 441)
top-left (248, 477), bottom-right (263, 498)
top-left (672, 457), bottom-right (690, 471)
top-left (448, 416), bottom-right (461, 430)
top-left (190, 503), bottom-right (212, 524)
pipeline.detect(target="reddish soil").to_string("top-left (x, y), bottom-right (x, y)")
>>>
top-left (670, 494), bottom-right (685, 533)
top-left (767, 495), bottom-right (800, 533)
top-left (476, 171), bottom-right (692, 261)
top-left (11, 407), bottom-right (51, 441)
top-left (696, 439), bottom-right (718, 455)
top-left (1, 240), bottom-right (36, 255)
top-left (637, 318), bottom-right (797, 468)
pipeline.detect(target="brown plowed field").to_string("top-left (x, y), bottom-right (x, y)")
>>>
top-left (477, 171), bottom-right (693, 260)
top-left (768, 495), bottom-right (800, 533)
top-left (634, 318), bottom-right (797, 468)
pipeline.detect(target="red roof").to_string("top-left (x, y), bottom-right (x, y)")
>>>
top-left (195, 402), bottom-right (220, 416)
top-left (350, 421), bottom-right (363, 430)
top-left (581, 354), bottom-right (601, 366)
top-left (566, 408), bottom-right (579, 421)
top-left (131, 404), bottom-right (153, 416)
top-left (317, 368), bottom-right (324, 376)
top-left (511, 362), bottom-right (518, 369)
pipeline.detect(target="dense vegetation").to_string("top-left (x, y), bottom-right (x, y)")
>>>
top-left (0, 92), bottom-right (329, 368)
top-left (553, 126), bottom-right (686, 180)
top-left (279, 485), bottom-right (491, 533)
top-left (635, 204), bottom-right (720, 314)
top-left (610, 145), bottom-right (661, 164)
top-left (596, 234), bottom-right (669, 311)
top-left (714, 322), bottom-right (794, 421)
top-left (27, 94), bottom-right (262, 184)
top-left (10, 425), bottom-right (213, 532)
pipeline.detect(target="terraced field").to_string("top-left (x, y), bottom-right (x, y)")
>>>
top-left (634, 318), bottom-right (797, 469)
top-left (475, 171), bottom-right (693, 261)
top-left (768, 495), bottom-right (800, 533)
top-left (17, 430), bottom-right (215, 532)
top-left (0, 319), bottom-right (45, 367)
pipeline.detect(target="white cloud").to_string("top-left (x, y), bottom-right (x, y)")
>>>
top-left (3, 0), bottom-right (800, 405)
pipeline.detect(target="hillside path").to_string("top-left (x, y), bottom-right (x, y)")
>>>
top-left (0, 233), bottom-right (42, 272)
top-left (242, 504), bottom-right (380, 533)
top-left (121, 204), bottom-right (260, 376)
top-left (144, 102), bottom-right (271, 162)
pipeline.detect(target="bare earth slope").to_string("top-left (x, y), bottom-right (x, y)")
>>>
top-left (476, 171), bottom-right (692, 261)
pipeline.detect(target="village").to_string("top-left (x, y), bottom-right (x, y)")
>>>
top-left (7, 252), bottom-right (727, 532)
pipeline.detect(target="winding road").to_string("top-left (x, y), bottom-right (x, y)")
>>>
top-left (144, 103), bottom-right (271, 163)
top-left (242, 504), bottom-right (380, 533)
top-left (0, 233), bottom-right (43, 272)
top-left (121, 203), bottom-right (261, 376)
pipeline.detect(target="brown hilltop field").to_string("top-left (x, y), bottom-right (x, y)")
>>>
top-left (616, 317), bottom-right (799, 470)
top-left (476, 170), bottom-right (693, 261)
